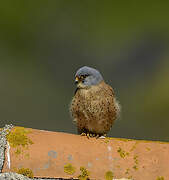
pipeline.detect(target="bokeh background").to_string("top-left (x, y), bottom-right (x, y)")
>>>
top-left (0, 1), bottom-right (169, 141)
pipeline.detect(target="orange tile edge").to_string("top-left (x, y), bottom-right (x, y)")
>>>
top-left (1, 125), bottom-right (169, 180)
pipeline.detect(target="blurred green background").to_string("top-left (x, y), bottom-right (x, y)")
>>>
top-left (0, 1), bottom-right (169, 141)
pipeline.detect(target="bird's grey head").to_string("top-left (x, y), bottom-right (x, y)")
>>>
top-left (74, 66), bottom-right (103, 88)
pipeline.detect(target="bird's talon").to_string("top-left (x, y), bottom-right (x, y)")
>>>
top-left (99, 136), bottom-right (106, 139)
top-left (103, 134), bottom-right (107, 137)
top-left (81, 132), bottom-right (86, 136)
top-left (95, 134), bottom-right (100, 139)
top-left (87, 133), bottom-right (90, 139)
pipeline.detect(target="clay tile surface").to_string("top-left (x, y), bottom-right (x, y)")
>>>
top-left (2, 126), bottom-right (169, 180)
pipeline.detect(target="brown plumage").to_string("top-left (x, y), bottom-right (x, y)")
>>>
top-left (70, 66), bottom-right (120, 136)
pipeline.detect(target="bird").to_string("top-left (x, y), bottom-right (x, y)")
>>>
top-left (70, 66), bottom-right (120, 138)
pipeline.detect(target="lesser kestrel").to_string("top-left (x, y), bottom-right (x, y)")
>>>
top-left (70, 66), bottom-right (120, 137)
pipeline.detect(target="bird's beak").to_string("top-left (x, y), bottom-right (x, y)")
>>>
top-left (75, 76), bottom-right (79, 84)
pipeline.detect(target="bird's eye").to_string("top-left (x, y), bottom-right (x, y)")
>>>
top-left (81, 75), bottom-right (86, 79)
top-left (81, 74), bottom-right (88, 79)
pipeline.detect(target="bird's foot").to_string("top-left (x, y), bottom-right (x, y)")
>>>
top-left (80, 132), bottom-right (97, 139)
top-left (89, 133), bottom-right (103, 139)
top-left (88, 133), bottom-right (100, 139)
top-left (86, 133), bottom-right (90, 139)
top-left (80, 132), bottom-right (105, 139)
top-left (89, 133), bottom-right (101, 139)
top-left (80, 132), bottom-right (91, 139)
top-left (95, 134), bottom-right (100, 139)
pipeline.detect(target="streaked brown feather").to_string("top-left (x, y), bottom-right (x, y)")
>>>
top-left (70, 81), bottom-right (120, 135)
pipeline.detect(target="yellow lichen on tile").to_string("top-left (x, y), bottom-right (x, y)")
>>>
top-left (156, 176), bottom-right (164, 180)
top-left (117, 147), bottom-right (129, 159)
top-left (105, 171), bottom-right (114, 180)
top-left (78, 166), bottom-right (90, 180)
top-left (24, 153), bottom-right (30, 159)
top-left (15, 148), bottom-right (21, 155)
top-left (64, 163), bottom-right (76, 175)
top-left (16, 167), bottom-right (34, 178)
top-left (134, 155), bottom-right (138, 164)
top-left (125, 168), bottom-right (130, 175)
top-left (146, 147), bottom-right (151, 151)
top-left (104, 139), bottom-right (110, 143)
top-left (133, 155), bottom-right (139, 170)
top-left (6, 126), bottom-right (33, 155)
top-left (129, 142), bottom-right (139, 152)
top-left (6, 127), bottom-right (33, 147)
